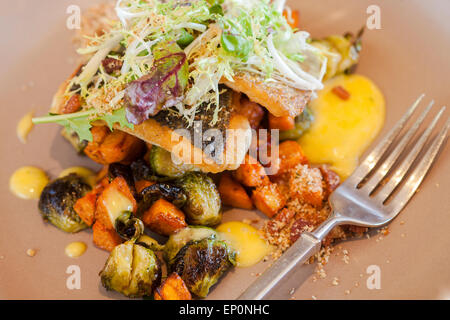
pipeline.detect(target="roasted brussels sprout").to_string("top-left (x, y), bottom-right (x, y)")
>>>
top-left (312, 28), bottom-right (363, 80)
top-left (149, 146), bottom-right (198, 178)
top-left (176, 173), bottom-right (222, 226)
top-left (137, 182), bottom-right (187, 216)
top-left (279, 106), bottom-right (314, 141)
top-left (100, 241), bottom-right (162, 298)
top-left (171, 238), bottom-right (236, 298)
top-left (38, 174), bottom-right (91, 233)
top-left (164, 226), bottom-right (217, 265)
top-left (108, 163), bottom-right (135, 189)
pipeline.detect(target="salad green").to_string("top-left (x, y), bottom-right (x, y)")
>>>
top-left (33, 0), bottom-right (327, 141)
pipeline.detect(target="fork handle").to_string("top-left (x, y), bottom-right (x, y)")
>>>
top-left (237, 232), bottom-right (322, 300)
top-left (237, 215), bottom-right (343, 300)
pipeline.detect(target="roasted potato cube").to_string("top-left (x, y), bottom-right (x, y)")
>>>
top-left (218, 172), bottom-right (253, 210)
top-left (154, 273), bottom-right (192, 300)
top-left (142, 199), bottom-right (187, 236)
top-left (233, 155), bottom-right (269, 187)
top-left (289, 165), bottom-right (324, 207)
top-left (96, 176), bottom-right (137, 230)
top-left (275, 140), bottom-right (308, 176)
top-left (84, 126), bottom-right (145, 165)
top-left (252, 183), bottom-right (286, 218)
top-left (92, 221), bottom-right (123, 252)
top-left (268, 114), bottom-right (295, 131)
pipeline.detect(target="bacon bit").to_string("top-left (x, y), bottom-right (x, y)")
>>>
top-left (61, 94), bottom-right (82, 114)
top-left (290, 219), bottom-right (312, 243)
top-left (102, 57), bottom-right (123, 74)
top-left (332, 86), bottom-right (351, 100)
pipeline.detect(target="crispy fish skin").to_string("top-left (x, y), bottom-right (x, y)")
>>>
top-left (221, 71), bottom-right (312, 118)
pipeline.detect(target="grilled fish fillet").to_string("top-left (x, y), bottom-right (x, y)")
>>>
top-left (221, 71), bottom-right (312, 118)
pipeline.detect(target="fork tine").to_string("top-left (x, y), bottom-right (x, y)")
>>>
top-left (376, 107), bottom-right (446, 202)
top-left (386, 117), bottom-right (449, 214)
top-left (347, 94), bottom-right (425, 186)
top-left (362, 100), bottom-right (434, 194)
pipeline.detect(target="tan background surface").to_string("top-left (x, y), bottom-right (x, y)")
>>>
top-left (0, 0), bottom-right (449, 300)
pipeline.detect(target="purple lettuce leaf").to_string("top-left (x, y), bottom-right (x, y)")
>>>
top-left (125, 40), bottom-right (189, 125)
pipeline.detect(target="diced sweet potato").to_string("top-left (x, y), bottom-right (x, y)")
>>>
top-left (319, 165), bottom-right (341, 197)
top-left (135, 180), bottom-right (155, 193)
top-left (289, 165), bottom-right (324, 207)
top-left (84, 126), bottom-right (145, 165)
top-left (73, 190), bottom-right (97, 227)
top-left (268, 114), bottom-right (295, 131)
top-left (275, 140), bottom-right (308, 176)
top-left (236, 96), bottom-right (265, 129)
top-left (92, 221), bottom-right (123, 252)
top-left (252, 183), bottom-right (286, 218)
top-left (218, 172), bottom-right (253, 210)
top-left (154, 273), bottom-right (192, 300)
top-left (233, 155), bottom-right (269, 187)
top-left (142, 199), bottom-right (187, 236)
top-left (95, 176), bottom-right (137, 230)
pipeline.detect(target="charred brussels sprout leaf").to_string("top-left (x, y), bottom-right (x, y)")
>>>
top-left (115, 211), bottom-right (144, 241)
top-left (171, 238), bottom-right (236, 298)
top-left (164, 226), bottom-right (217, 265)
top-left (176, 173), bottom-right (222, 226)
top-left (280, 106), bottom-right (314, 141)
top-left (149, 146), bottom-right (198, 178)
top-left (108, 163), bottom-right (135, 188)
top-left (138, 182), bottom-right (187, 215)
top-left (100, 241), bottom-right (161, 298)
top-left (38, 174), bottom-right (91, 233)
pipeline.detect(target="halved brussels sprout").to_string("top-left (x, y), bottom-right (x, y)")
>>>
top-left (176, 173), bottom-right (222, 226)
top-left (100, 241), bottom-right (161, 298)
top-left (163, 226), bottom-right (217, 265)
top-left (149, 146), bottom-right (197, 178)
top-left (312, 29), bottom-right (363, 80)
top-left (280, 106), bottom-right (314, 141)
top-left (61, 128), bottom-right (87, 154)
top-left (38, 174), bottom-right (91, 233)
top-left (171, 238), bottom-right (236, 298)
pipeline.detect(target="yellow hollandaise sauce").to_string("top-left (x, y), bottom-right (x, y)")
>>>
top-left (102, 188), bottom-right (134, 225)
top-left (65, 242), bottom-right (87, 258)
top-left (299, 74), bottom-right (385, 179)
top-left (17, 111), bottom-right (34, 143)
top-left (217, 221), bottom-right (272, 268)
top-left (59, 167), bottom-right (96, 187)
top-left (10, 166), bottom-right (49, 200)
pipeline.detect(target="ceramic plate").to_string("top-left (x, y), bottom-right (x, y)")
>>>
top-left (0, 0), bottom-right (448, 300)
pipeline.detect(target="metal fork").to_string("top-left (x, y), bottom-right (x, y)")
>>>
top-left (238, 94), bottom-right (449, 300)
